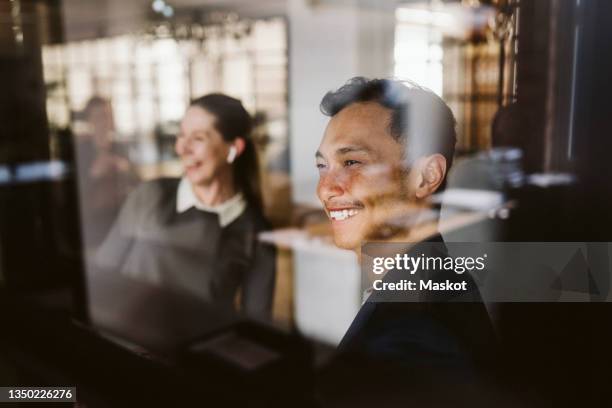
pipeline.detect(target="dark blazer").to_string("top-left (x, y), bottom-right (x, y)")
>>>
top-left (94, 178), bottom-right (276, 319)
top-left (337, 235), bottom-right (497, 371)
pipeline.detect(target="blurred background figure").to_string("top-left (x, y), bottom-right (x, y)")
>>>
top-left (94, 94), bottom-right (276, 320)
top-left (75, 96), bottom-right (138, 250)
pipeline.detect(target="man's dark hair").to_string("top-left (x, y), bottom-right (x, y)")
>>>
top-left (320, 77), bottom-right (457, 173)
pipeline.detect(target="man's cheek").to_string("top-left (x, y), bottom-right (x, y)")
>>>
top-left (315, 181), bottom-right (324, 203)
top-left (343, 169), bottom-right (371, 201)
top-left (363, 167), bottom-right (410, 207)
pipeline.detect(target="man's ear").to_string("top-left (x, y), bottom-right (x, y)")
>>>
top-left (414, 154), bottom-right (447, 199)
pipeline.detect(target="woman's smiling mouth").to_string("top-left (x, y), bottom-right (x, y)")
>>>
top-left (183, 159), bottom-right (201, 170)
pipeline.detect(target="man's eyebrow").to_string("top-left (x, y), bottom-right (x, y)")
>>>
top-left (336, 146), bottom-right (372, 155)
top-left (316, 146), bottom-right (372, 159)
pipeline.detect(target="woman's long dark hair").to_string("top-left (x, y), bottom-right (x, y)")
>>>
top-left (190, 94), bottom-right (263, 212)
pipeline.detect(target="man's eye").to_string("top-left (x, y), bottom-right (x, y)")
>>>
top-left (344, 160), bottom-right (361, 167)
top-left (316, 163), bottom-right (327, 169)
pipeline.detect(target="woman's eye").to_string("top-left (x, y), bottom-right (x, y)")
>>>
top-left (344, 160), bottom-right (361, 167)
top-left (192, 132), bottom-right (207, 141)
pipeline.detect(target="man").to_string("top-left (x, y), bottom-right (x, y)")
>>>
top-left (315, 77), bottom-right (496, 371)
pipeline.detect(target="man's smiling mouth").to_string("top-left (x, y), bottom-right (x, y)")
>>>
top-left (328, 208), bottom-right (361, 221)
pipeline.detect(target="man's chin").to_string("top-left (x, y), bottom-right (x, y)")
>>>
top-left (332, 235), bottom-right (362, 250)
top-left (330, 221), bottom-right (367, 250)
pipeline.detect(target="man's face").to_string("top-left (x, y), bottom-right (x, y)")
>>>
top-left (316, 102), bottom-right (409, 249)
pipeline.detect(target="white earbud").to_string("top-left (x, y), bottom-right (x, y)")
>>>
top-left (227, 146), bottom-right (237, 164)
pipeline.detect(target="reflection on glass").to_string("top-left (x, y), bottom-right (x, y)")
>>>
top-left (76, 97), bottom-right (138, 250)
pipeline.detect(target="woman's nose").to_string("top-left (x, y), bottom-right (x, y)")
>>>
top-left (176, 137), bottom-right (191, 155)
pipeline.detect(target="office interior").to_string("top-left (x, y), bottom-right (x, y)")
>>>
top-left (1, 0), bottom-right (612, 406)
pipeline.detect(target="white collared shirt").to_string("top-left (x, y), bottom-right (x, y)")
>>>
top-left (176, 177), bottom-right (246, 227)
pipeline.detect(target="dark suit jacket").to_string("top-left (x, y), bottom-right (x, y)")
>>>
top-left (337, 235), bottom-right (497, 372)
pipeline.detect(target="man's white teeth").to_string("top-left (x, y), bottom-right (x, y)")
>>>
top-left (329, 209), bottom-right (359, 221)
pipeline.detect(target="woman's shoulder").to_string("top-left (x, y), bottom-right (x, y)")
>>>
top-left (234, 204), bottom-right (271, 232)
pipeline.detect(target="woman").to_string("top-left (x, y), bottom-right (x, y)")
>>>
top-left (94, 94), bottom-right (275, 319)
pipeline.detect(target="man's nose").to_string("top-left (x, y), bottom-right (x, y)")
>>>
top-left (318, 169), bottom-right (347, 202)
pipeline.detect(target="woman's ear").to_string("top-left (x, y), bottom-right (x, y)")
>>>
top-left (233, 137), bottom-right (246, 157)
top-left (414, 154), bottom-right (447, 199)
top-left (228, 138), bottom-right (246, 163)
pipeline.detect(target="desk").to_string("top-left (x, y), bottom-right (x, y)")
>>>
top-left (0, 277), bottom-right (313, 407)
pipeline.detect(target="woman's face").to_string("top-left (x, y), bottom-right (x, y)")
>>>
top-left (175, 106), bottom-right (232, 186)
